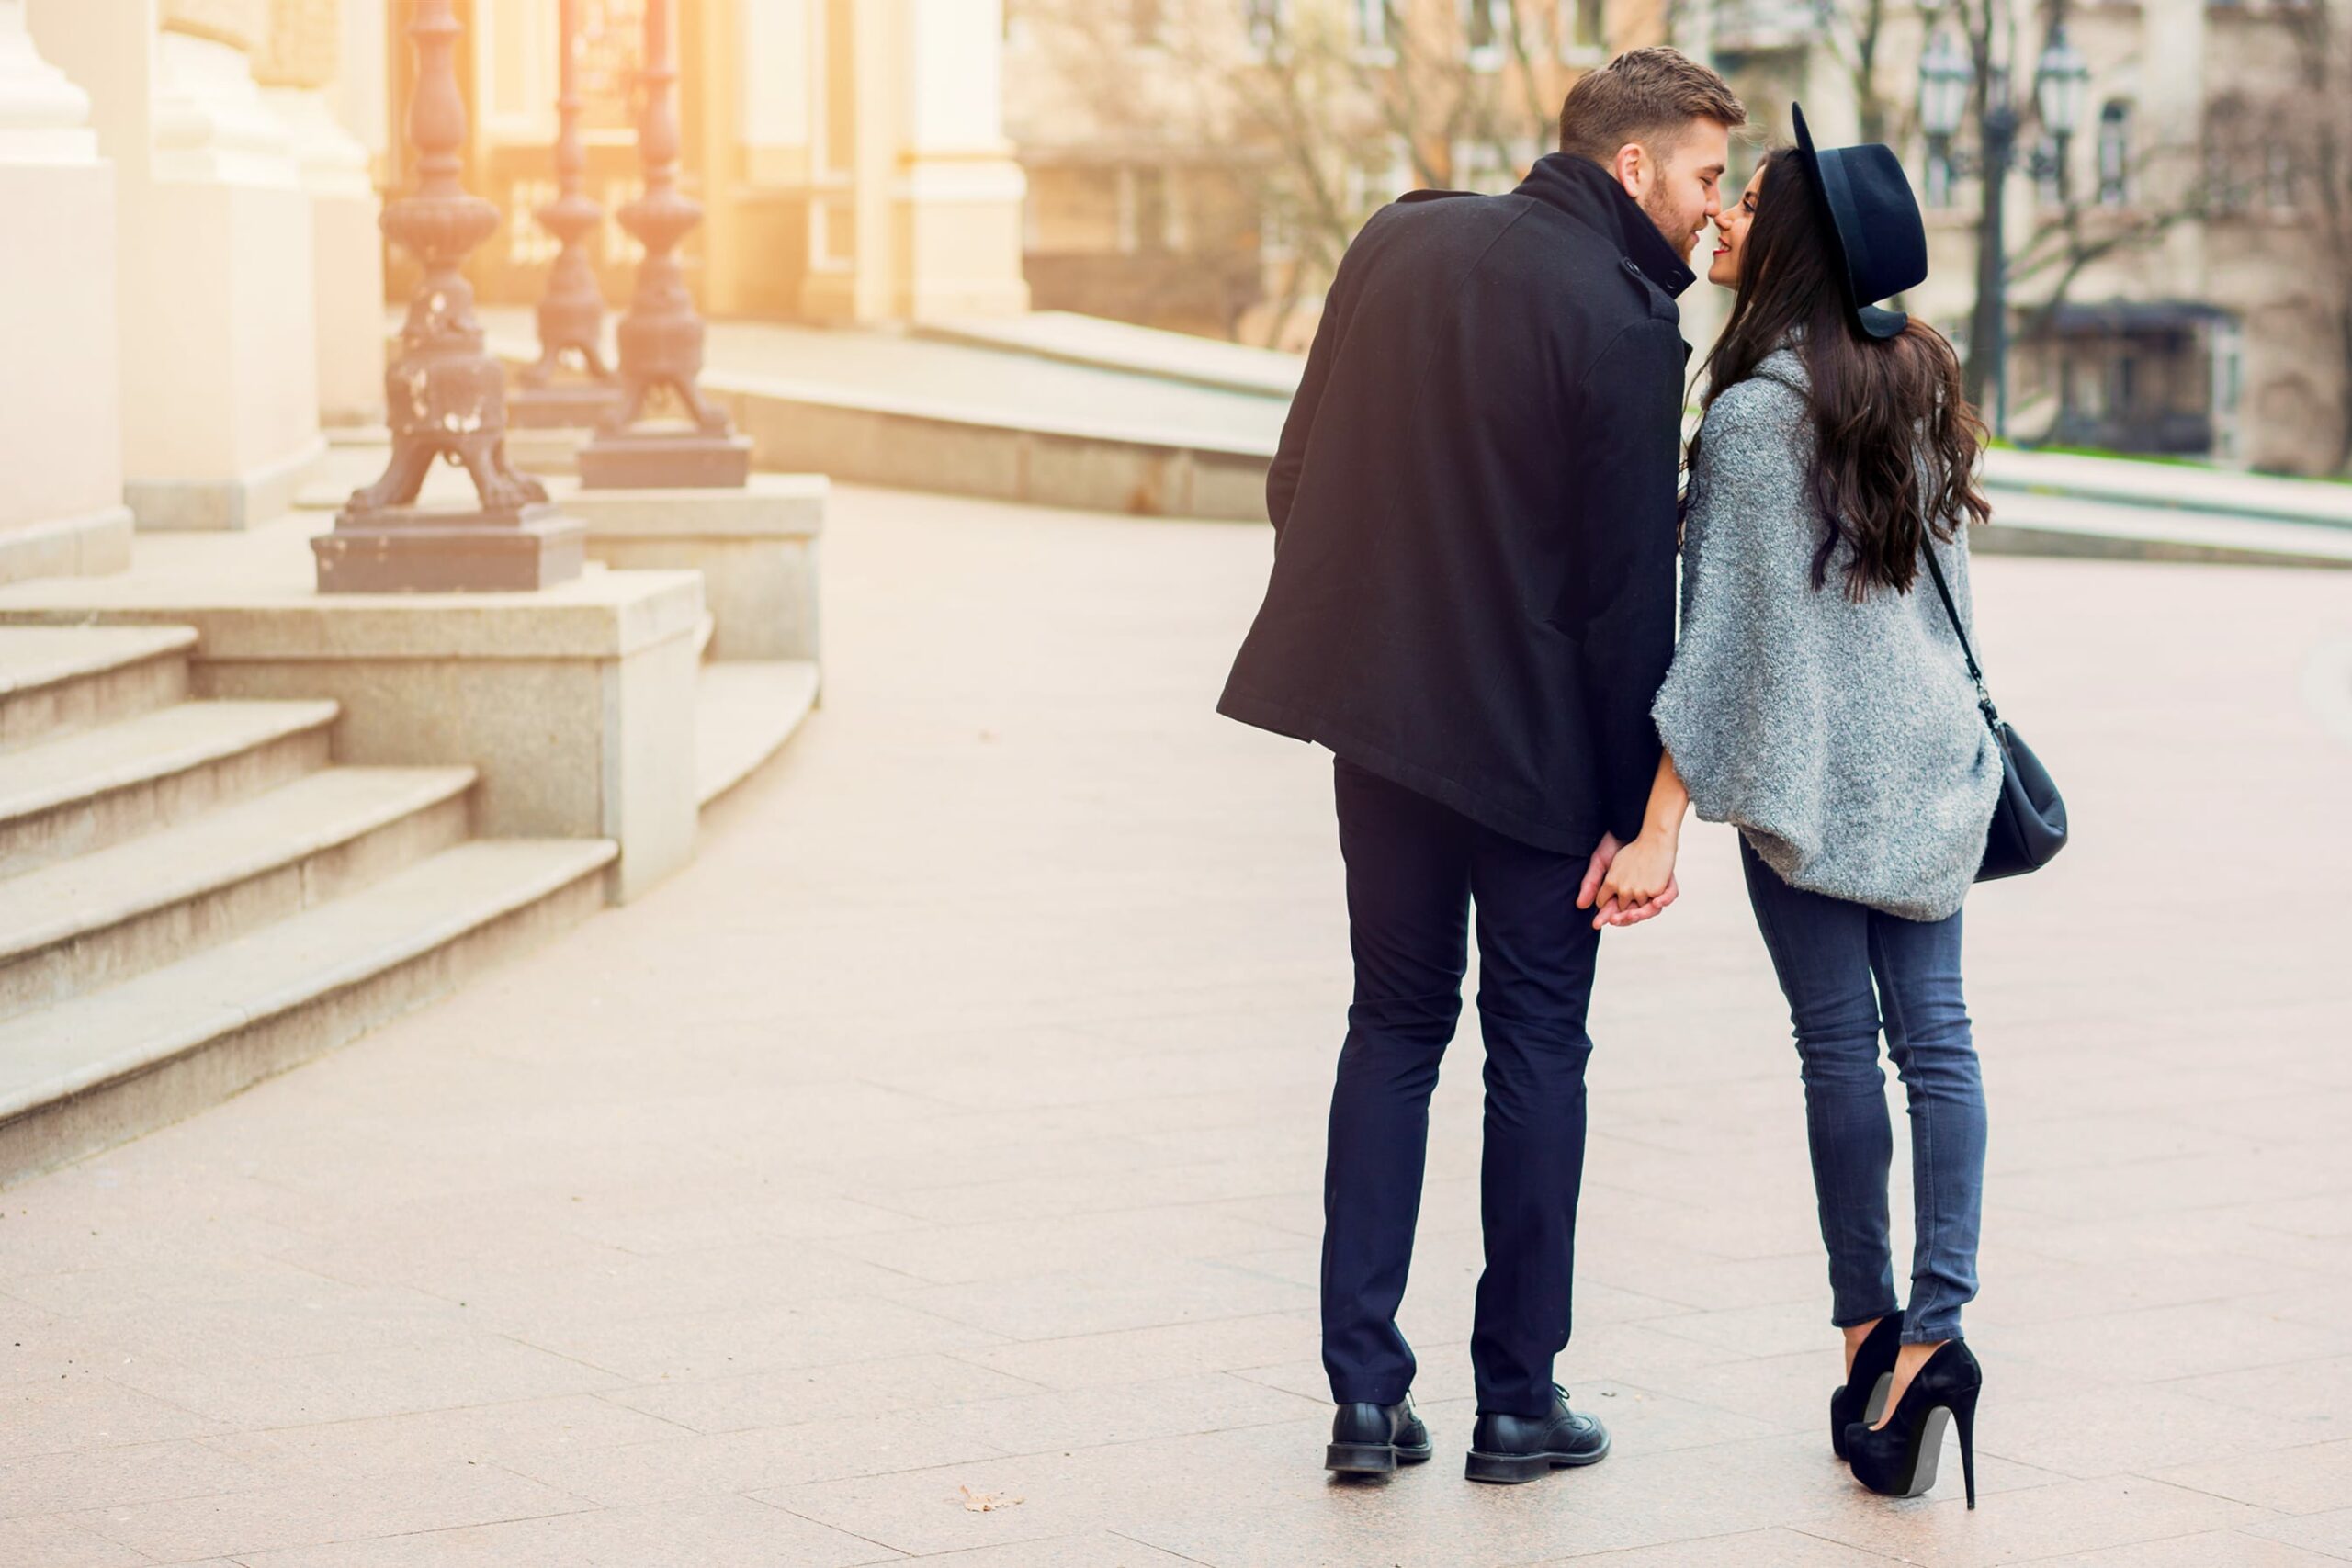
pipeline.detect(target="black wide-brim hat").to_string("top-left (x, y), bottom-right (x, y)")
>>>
top-left (1790, 102), bottom-right (1928, 340)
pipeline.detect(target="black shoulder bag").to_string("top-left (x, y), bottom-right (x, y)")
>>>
top-left (1919, 544), bottom-right (2069, 882)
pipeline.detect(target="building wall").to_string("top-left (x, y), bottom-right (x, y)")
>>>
top-left (379, 0), bottom-right (1026, 327)
top-left (1005, 0), bottom-right (1668, 346)
top-left (1696, 0), bottom-right (2347, 473)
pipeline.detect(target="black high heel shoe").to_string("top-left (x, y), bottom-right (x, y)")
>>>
top-left (1843, 1340), bottom-right (1982, 1508)
top-left (1830, 1314), bottom-right (1903, 1461)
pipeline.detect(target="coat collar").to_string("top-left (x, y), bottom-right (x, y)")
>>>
top-left (1513, 152), bottom-right (1698, 298)
top-left (1753, 342), bottom-right (1808, 392)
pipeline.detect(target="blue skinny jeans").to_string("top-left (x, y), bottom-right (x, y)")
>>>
top-left (1739, 837), bottom-right (1985, 1344)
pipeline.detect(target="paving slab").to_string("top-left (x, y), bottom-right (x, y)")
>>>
top-left (0, 484), bottom-right (2343, 1565)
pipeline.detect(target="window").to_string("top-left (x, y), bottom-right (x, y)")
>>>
top-left (1345, 145), bottom-right (1415, 220)
top-left (1453, 136), bottom-right (1537, 194)
top-left (2033, 134), bottom-right (2063, 206)
top-left (1135, 167), bottom-right (1170, 253)
top-left (2097, 100), bottom-right (2131, 207)
top-left (1244, 0), bottom-right (1283, 56)
top-left (1351, 0), bottom-right (1396, 59)
top-left (2204, 141), bottom-right (2241, 213)
top-left (1114, 166), bottom-right (1177, 254)
top-left (2264, 143), bottom-right (2298, 210)
top-left (2204, 98), bottom-right (2247, 213)
top-left (1261, 196), bottom-right (1299, 263)
top-left (1563, 0), bottom-right (1605, 57)
top-left (1464, 0), bottom-right (1506, 70)
top-left (1925, 150), bottom-right (1955, 209)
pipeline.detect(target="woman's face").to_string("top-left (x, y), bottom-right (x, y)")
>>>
top-left (1707, 163), bottom-right (1768, 289)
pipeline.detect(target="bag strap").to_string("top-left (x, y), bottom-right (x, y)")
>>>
top-left (1918, 538), bottom-right (2002, 728)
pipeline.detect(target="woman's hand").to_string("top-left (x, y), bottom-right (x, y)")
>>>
top-left (1593, 829), bottom-right (1680, 928)
top-left (1578, 749), bottom-right (1691, 931)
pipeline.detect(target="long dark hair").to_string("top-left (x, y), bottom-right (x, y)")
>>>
top-left (1691, 149), bottom-right (1991, 600)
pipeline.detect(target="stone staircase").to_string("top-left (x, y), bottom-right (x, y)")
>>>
top-left (0, 625), bottom-right (616, 1187)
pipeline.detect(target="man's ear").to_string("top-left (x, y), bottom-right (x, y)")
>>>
top-left (1611, 142), bottom-right (1649, 201)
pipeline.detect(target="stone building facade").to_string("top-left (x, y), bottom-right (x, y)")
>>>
top-left (416, 0), bottom-right (1029, 326)
top-left (1692, 0), bottom-right (2340, 474)
top-left (0, 0), bottom-right (1035, 586)
top-left (1004, 0), bottom-right (1669, 348)
top-left (1004, 0), bottom-right (2344, 472)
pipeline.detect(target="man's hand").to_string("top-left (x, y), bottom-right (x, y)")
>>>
top-left (1577, 833), bottom-right (1623, 914)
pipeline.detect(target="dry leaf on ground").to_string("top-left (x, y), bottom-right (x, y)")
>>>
top-left (959, 1484), bottom-right (1024, 1512)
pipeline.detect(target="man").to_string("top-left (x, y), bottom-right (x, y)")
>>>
top-left (1216, 48), bottom-right (1745, 1484)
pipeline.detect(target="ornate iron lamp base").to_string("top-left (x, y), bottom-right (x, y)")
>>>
top-left (312, 502), bottom-right (588, 592)
top-left (577, 428), bottom-right (753, 490)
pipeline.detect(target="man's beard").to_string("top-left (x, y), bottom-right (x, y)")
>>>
top-left (1638, 186), bottom-right (1693, 260)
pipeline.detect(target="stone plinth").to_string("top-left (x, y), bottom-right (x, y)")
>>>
top-left (509, 385), bottom-right (619, 432)
top-left (503, 424), bottom-right (592, 477)
top-left (564, 475), bottom-right (822, 662)
top-left (311, 502), bottom-right (588, 592)
top-left (576, 429), bottom-right (754, 491)
top-left (0, 545), bottom-right (704, 901)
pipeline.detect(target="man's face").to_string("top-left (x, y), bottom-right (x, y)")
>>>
top-left (1618, 119), bottom-right (1730, 264)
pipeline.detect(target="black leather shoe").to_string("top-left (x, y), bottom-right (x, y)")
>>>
top-left (1325, 1394), bottom-right (1432, 1474)
top-left (1464, 1384), bottom-right (1611, 1483)
top-left (1845, 1340), bottom-right (1982, 1508)
top-left (1831, 1313), bottom-right (1904, 1461)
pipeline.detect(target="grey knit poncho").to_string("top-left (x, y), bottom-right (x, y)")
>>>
top-left (1652, 347), bottom-right (2002, 922)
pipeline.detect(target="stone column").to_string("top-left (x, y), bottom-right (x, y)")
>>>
top-left (28, 0), bottom-right (323, 530)
top-left (805, 0), bottom-right (1029, 325)
top-left (324, 0), bottom-right (386, 167)
top-left (257, 0), bottom-right (386, 431)
top-left (893, 0), bottom-right (1028, 320)
top-left (0, 1), bottom-right (131, 581)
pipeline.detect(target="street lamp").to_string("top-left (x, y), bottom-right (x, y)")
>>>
top-left (1919, 22), bottom-right (2092, 434)
top-left (1918, 30), bottom-right (1970, 208)
top-left (2035, 28), bottom-right (2089, 135)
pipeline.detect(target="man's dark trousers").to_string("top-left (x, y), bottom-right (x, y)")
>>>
top-left (1324, 757), bottom-right (1603, 1420)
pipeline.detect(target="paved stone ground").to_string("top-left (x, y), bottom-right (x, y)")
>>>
top-left (5, 485), bottom-right (2350, 1567)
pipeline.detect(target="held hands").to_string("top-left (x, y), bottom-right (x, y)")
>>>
top-left (1579, 751), bottom-right (1691, 931)
top-left (1577, 829), bottom-right (1681, 930)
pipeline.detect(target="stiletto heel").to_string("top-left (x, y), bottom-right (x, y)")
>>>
top-left (1829, 1314), bottom-right (1903, 1461)
top-left (1843, 1340), bottom-right (1983, 1508)
top-left (1951, 1384), bottom-right (1979, 1509)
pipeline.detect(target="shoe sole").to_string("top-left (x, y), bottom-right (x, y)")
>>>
top-left (1902, 1407), bottom-right (1951, 1496)
top-left (1463, 1432), bottom-right (1612, 1484)
top-left (1326, 1441), bottom-right (1434, 1475)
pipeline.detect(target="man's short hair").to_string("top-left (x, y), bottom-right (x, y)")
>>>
top-left (1557, 47), bottom-right (1746, 165)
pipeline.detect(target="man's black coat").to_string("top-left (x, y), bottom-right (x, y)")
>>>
top-left (1216, 152), bottom-right (1695, 856)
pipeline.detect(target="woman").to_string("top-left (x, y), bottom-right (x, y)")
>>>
top-left (1590, 108), bottom-right (2003, 1507)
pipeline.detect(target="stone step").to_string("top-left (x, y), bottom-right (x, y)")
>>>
top-left (695, 660), bottom-right (820, 809)
top-left (0, 625), bottom-right (198, 753)
top-left (1976, 493), bottom-right (2352, 570)
top-left (0, 837), bottom-right (617, 1189)
top-left (0, 765), bottom-right (478, 1022)
top-left (0, 699), bottom-right (339, 879)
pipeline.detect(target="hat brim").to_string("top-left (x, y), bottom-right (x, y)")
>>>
top-left (1858, 304), bottom-right (1909, 340)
